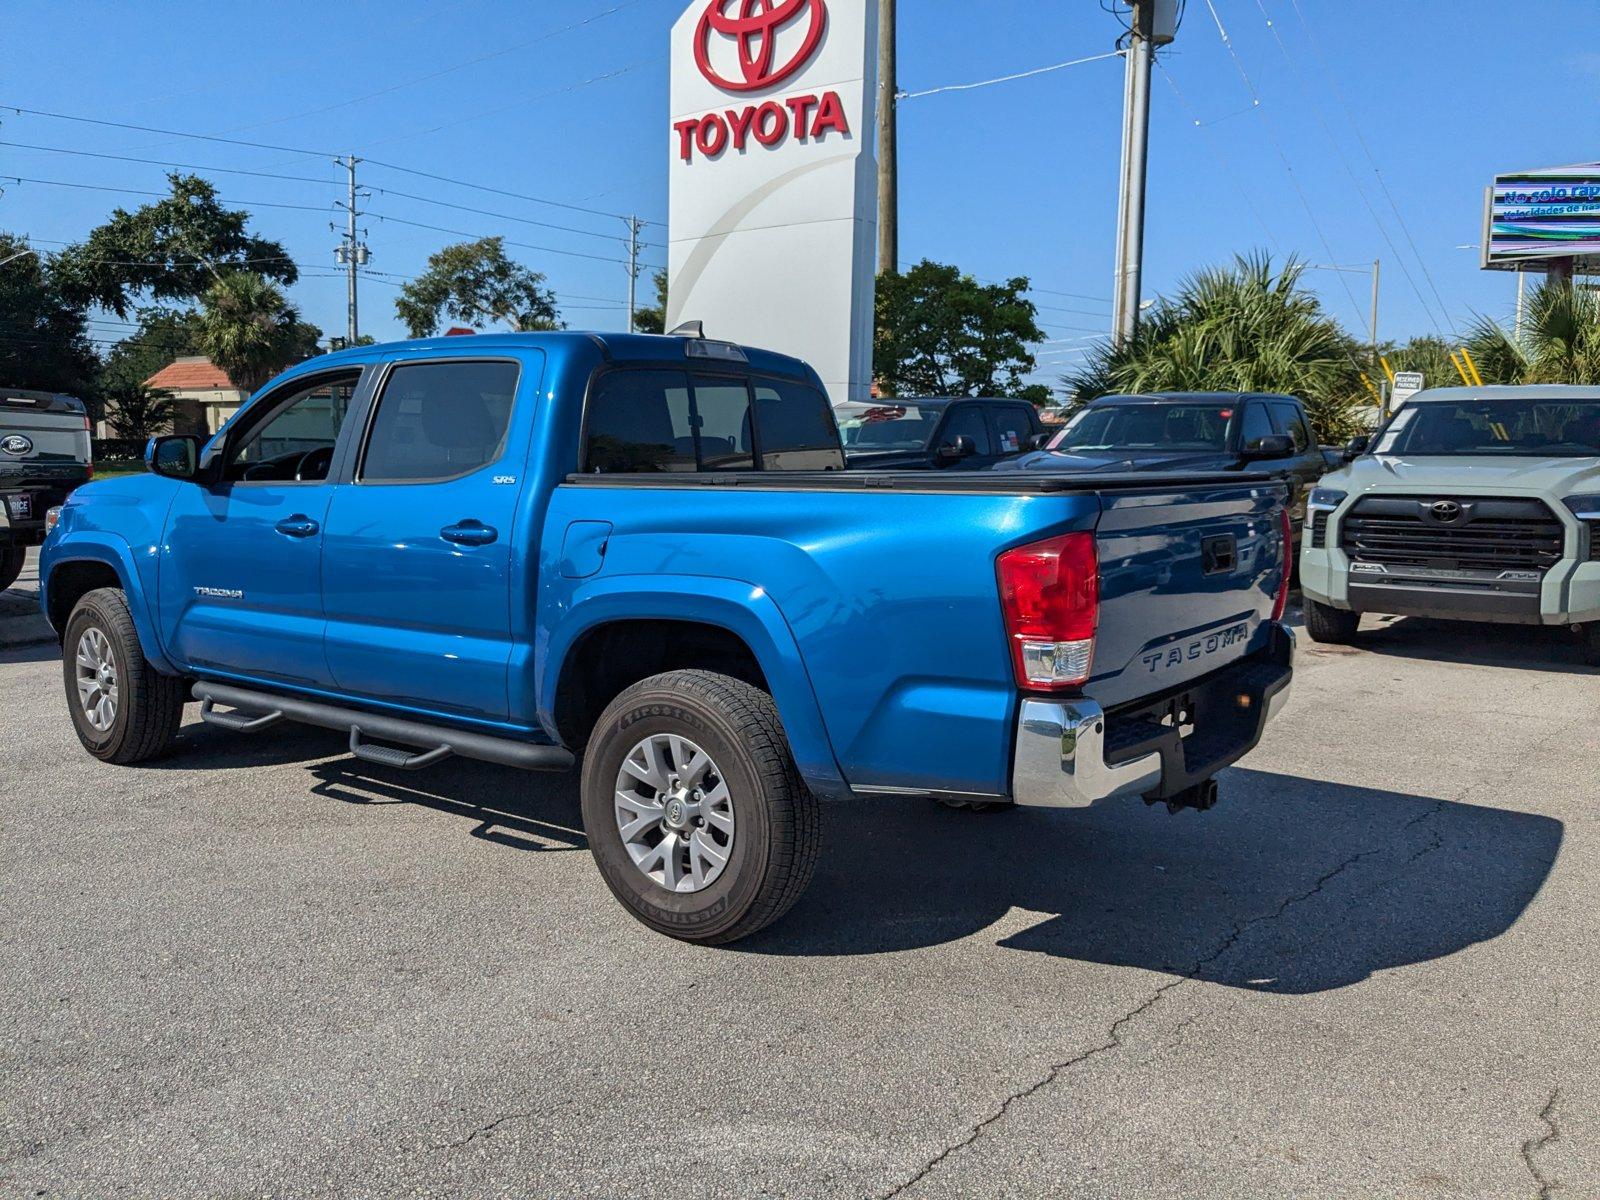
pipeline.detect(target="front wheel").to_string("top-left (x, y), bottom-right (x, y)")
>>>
top-left (1305, 597), bottom-right (1361, 645)
top-left (580, 669), bottom-right (819, 945)
top-left (1577, 623), bottom-right (1600, 668)
top-left (62, 587), bottom-right (186, 764)
top-left (0, 545), bottom-right (24, 594)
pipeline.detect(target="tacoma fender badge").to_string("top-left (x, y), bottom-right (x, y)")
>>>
top-left (193, 586), bottom-right (243, 600)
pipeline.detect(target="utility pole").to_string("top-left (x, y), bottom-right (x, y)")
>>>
top-left (1111, 0), bottom-right (1176, 345)
top-left (1369, 257), bottom-right (1381, 366)
top-left (332, 155), bottom-right (369, 344)
top-left (875, 0), bottom-right (897, 277)
top-left (623, 215), bottom-right (646, 333)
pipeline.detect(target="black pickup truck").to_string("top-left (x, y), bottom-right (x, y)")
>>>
top-left (1, 388), bottom-right (92, 593)
top-left (997, 392), bottom-right (1334, 545)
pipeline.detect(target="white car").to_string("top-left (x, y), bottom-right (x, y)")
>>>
top-left (1299, 385), bottom-right (1600, 664)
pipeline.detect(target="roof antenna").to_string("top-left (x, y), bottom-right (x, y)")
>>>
top-left (667, 320), bottom-right (705, 338)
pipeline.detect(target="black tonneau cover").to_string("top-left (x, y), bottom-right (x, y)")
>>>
top-left (566, 469), bottom-right (1283, 495)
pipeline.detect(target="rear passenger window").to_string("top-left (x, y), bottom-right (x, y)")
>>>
top-left (991, 405), bottom-right (1035, 455)
top-left (752, 379), bottom-right (843, 470)
top-left (691, 377), bottom-right (755, 471)
top-left (361, 361), bottom-right (519, 482)
top-left (584, 370), bottom-right (697, 473)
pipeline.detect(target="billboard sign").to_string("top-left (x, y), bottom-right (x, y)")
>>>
top-left (1483, 163), bottom-right (1600, 270)
top-left (668, 0), bottom-right (879, 403)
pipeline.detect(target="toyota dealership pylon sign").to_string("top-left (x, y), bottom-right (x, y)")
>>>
top-left (668, 0), bottom-right (878, 403)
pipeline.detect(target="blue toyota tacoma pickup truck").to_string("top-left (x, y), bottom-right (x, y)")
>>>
top-left (40, 332), bottom-right (1295, 944)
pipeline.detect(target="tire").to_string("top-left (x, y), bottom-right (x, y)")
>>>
top-left (1305, 597), bottom-right (1360, 645)
top-left (580, 669), bottom-right (819, 945)
top-left (0, 545), bottom-right (24, 594)
top-left (62, 587), bottom-right (186, 764)
top-left (1577, 624), bottom-right (1600, 668)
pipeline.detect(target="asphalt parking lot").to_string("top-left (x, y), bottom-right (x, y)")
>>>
top-left (2, 548), bottom-right (1596, 1198)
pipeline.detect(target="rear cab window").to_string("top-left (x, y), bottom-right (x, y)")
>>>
top-left (584, 367), bottom-right (842, 473)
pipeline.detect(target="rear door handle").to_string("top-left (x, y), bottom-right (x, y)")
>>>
top-left (274, 515), bottom-right (320, 538)
top-left (440, 520), bottom-right (497, 547)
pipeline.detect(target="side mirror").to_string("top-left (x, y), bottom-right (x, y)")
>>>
top-left (1024, 431), bottom-right (1052, 451)
top-left (1343, 434), bottom-right (1370, 462)
top-left (935, 434), bottom-right (977, 464)
top-left (146, 435), bottom-right (200, 481)
top-left (1242, 434), bottom-right (1294, 461)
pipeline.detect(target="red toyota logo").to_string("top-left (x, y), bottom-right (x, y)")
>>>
top-left (694, 0), bottom-right (827, 93)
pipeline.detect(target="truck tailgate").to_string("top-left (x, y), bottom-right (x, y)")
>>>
top-left (1089, 480), bottom-right (1286, 710)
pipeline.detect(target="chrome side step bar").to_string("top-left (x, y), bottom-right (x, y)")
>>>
top-left (192, 681), bottom-right (575, 773)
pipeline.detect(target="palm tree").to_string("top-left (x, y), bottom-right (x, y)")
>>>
top-left (196, 272), bottom-right (320, 393)
top-left (1066, 254), bottom-right (1368, 443)
top-left (1465, 281), bottom-right (1600, 385)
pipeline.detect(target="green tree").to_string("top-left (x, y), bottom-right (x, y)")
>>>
top-left (395, 238), bottom-right (561, 337)
top-left (103, 382), bottom-right (177, 440)
top-left (875, 261), bottom-right (1048, 400)
top-left (1464, 281), bottom-right (1600, 385)
top-left (0, 234), bottom-right (99, 399)
top-left (51, 174), bottom-right (297, 318)
top-left (1387, 335), bottom-right (1463, 391)
top-left (1067, 254), bottom-right (1367, 443)
top-left (632, 270), bottom-right (669, 334)
top-left (196, 273), bottom-right (321, 394)
top-left (99, 307), bottom-right (205, 398)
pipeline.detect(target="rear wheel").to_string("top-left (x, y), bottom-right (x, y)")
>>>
top-left (0, 545), bottom-right (24, 594)
top-left (62, 587), bottom-right (186, 764)
top-left (580, 669), bottom-right (819, 945)
top-left (1305, 598), bottom-right (1360, 645)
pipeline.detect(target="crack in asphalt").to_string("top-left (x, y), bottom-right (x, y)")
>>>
top-left (878, 836), bottom-right (1395, 1198)
top-left (1518, 1090), bottom-right (1562, 1200)
top-left (426, 1112), bottom-right (534, 1152)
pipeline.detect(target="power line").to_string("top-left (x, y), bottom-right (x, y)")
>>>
top-left (1, 139), bottom-right (660, 248)
top-left (1, 103), bottom-right (663, 227)
top-left (1283, 0), bottom-right (1455, 331)
top-left (366, 210), bottom-right (665, 270)
top-left (900, 50), bottom-right (1122, 100)
top-left (1199, 0), bottom-right (1368, 332)
top-left (1242, 0), bottom-right (1445, 335)
top-left (1, 174), bottom-right (335, 212)
top-left (1156, 61), bottom-right (1280, 251)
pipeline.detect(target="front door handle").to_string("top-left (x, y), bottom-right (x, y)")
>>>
top-left (440, 520), bottom-right (497, 547)
top-left (274, 515), bottom-right (320, 538)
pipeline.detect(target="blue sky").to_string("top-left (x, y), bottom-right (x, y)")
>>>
top-left (4, 0), bottom-right (1597, 389)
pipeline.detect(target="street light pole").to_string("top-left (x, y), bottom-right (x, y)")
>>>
top-left (1369, 257), bottom-right (1381, 366)
top-left (1111, 0), bottom-right (1177, 346)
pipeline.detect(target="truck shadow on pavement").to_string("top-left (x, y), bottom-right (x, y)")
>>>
top-left (740, 768), bottom-right (1563, 995)
top-left (1333, 615), bottom-right (1598, 674)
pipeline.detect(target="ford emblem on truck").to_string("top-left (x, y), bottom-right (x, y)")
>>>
top-left (1, 434), bottom-right (33, 455)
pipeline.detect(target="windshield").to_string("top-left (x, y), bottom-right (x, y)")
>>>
top-left (1372, 398), bottom-right (1600, 457)
top-left (1050, 403), bottom-right (1235, 453)
top-left (833, 402), bottom-right (945, 451)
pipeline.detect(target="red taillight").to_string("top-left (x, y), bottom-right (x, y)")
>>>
top-left (996, 531), bottom-right (1099, 690)
top-left (1272, 506), bottom-right (1292, 622)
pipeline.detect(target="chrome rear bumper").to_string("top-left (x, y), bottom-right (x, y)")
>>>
top-left (1012, 628), bottom-right (1295, 809)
